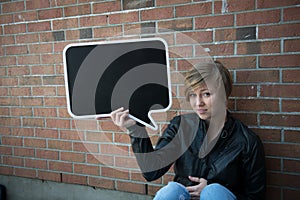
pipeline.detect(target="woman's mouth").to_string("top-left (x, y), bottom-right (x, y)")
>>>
top-left (197, 109), bottom-right (207, 114)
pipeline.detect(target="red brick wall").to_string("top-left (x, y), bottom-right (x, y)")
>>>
top-left (0, 0), bottom-right (299, 199)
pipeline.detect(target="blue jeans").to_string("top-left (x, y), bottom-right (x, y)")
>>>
top-left (153, 182), bottom-right (237, 200)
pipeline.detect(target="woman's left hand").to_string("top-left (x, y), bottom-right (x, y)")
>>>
top-left (186, 176), bottom-right (207, 200)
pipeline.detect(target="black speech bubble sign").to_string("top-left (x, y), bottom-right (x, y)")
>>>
top-left (63, 38), bottom-right (172, 130)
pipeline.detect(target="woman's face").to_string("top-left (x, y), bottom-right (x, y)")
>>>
top-left (188, 82), bottom-right (221, 122)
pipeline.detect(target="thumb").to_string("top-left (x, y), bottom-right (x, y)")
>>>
top-left (188, 176), bottom-right (201, 183)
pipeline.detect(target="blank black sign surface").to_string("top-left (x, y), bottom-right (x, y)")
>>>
top-left (63, 38), bottom-right (171, 129)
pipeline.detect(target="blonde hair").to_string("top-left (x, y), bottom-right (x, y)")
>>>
top-left (184, 61), bottom-right (232, 100)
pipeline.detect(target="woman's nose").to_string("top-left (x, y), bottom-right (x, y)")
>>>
top-left (196, 96), bottom-right (204, 106)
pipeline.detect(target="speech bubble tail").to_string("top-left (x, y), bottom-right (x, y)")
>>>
top-left (128, 114), bottom-right (158, 131)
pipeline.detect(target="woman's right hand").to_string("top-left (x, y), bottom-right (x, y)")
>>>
top-left (110, 107), bottom-right (136, 130)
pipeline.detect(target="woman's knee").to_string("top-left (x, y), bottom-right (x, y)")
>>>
top-left (200, 183), bottom-right (236, 200)
top-left (154, 182), bottom-right (190, 200)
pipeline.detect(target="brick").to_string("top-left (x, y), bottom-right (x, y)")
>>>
top-left (123, 0), bottom-right (154, 10)
top-left (283, 189), bottom-right (300, 200)
top-left (73, 142), bottom-right (99, 153)
top-left (53, 31), bottom-right (65, 41)
top-left (2, 1), bottom-right (25, 13)
top-left (26, 0), bottom-right (50, 10)
top-left (38, 171), bottom-right (61, 182)
top-left (60, 130), bottom-right (83, 140)
top-left (48, 140), bottom-right (72, 150)
top-left (115, 156), bottom-right (139, 169)
top-left (32, 87), bottom-right (56, 96)
top-left (36, 149), bottom-right (59, 160)
top-left (44, 97), bottom-right (67, 107)
top-left (74, 164), bottom-right (100, 175)
top-left (101, 144), bottom-right (129, 156)
top-left (237, 10), bottom-right (280, 26)
top-left (195, 14), bottom-right (234, 29)
top-left (0, 56), bottom-right (17, 66)
top-left (61, 152), bottom-right (85, 162)
top-left (28, 21), bottom-right (51, 32)
top-left (283, 69), bottom-right (300, 83)
top-left (176, 2), bottom-right (211, 17)
top-left (224, 0), bottom-right (255, 12)
top-left (79, 28), bottom-right (92, 39)
top-left (236, 99), bottom-right (279, 112)
top-left (215, 28), bottom-right (236, 41)
top-left (4, 24), bottom-right (26, 35)
top-left (14, 147), bottom-right (35, 157)
top-left (43, 75), bottom-right (65, 85)
top-left (237, 41), bottom-right (280, 55)
top-left (110, 11), bottom-right (139, 24)
top-left (3, 156), bottom-right (24, 166)
top-left (24, 138), bottom-right (46, 148)
top-left (158, 18), bottom-right (193, 32)
top-left (6, 45), bottom-right (28, 55)
top-left (10, 87), bottom-right (31, 96)
top-left (267, 172), bottom-right (300, 188)
top-left (11, 107), bottom-right (32, 116)
top-left (0, 13), bottom-right (13, 24)
top-left (201, 43), bottom-right (234, 56)
top-left (284, 7), bottom-right (300, 21)
top-left (0, 35), bottom-right (15, 46)
top-left (265, 157), bottom-right (281, 171)
top-left (93, 1), bottom-right (121, 14)
top-left (29, 43), bottom-right (53, 54)
top-left (253, 128), bottom-right (281, 142)
top-left (64, 4), bottom-right (91, 17)
top-left (41, 53), bottom-right (63, 65)
top-left (282, 100), bottom-right (300, 112)
top-left (86, 131), bottom-right (112, 142)
top-left (62, 174), bottom-right (87, 185)
top-left (231, 112), bottom-right (257, 126)
top-left (18, 55), bottom-right (40, 65)
top-left (8, 66), bottom-right (30, 76)
top-left (88, 177), bottom-right (115, 189)
top-left (87, 153), bottom-right (114, 166)
top-left (34, 108), bottom-right (57, 117)
top-left (49, 161), bottom-right (73, 173)
top-left (0, 146), bottom-right (12, 155)
top-left (284, 130), bottom-right (300, 143)
top-left (50, 0), bottom-right (76, 6)
top-left (260, 55), bottom-right (300, 68)
top-left (37, 8), bottom-right (62, 20)
top-left (15, 168), bottom-right (37, 179)
top-left (157, 0), bottom-right (190, 6)
top-left (236, 70), bottom-right (279, 83)
top-left (35, 128), bottom-right (59, 138)
top-left (217, 56), bottom-right (257, 69)
top-left (284, 159), bottom-right (300, 173)
top-left (11, 127), bottom-right (34, 137)
top-left (141, 7), bottom-right (173, 21)
top-left (0, 166), bottom-right (13, 175)
top-left (101, 167), bottom-right (129, 179)
top-left (31, 65), bottom-right (55, 75)
top-left (116, 181), bottom-right (146, 194)
top-left (0, 97), bottom-right (19, 106)
top-left (260, 114), bottom-right (300, 128)
top-left (257, 0), bottom-right (300, 8)
top-left (25, 158), bottom-right (47, 169)
top-left (236, 27), bottom-right (256, 40)
top-left (261, 84), bottom-right (300, 98)
top-left (115, 133), bottom-right (130, 144)
top-left (16, 33), bottom-right (39, 44)
top-left (20, 97), bottom-right (43, 106)
top-left (14, 11), bottom-right (37, 22)
top-left (0, 117), bottom-right (21, 127)
top-left (53, 18), bottom-right (79, 30)
top-left (259, 23), bottom-right (300, 39)
top-left (93, 26), bottom-right (122, 38)
top-left (284, 39), bottom-right (300, 53)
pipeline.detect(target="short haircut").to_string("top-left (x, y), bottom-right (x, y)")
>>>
top-left (184, 61), bottom-right (233, 100)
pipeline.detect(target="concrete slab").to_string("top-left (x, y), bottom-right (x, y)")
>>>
top-left (0, 175), bottom-right (153, 200)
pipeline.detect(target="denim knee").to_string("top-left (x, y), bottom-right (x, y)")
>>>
top-left (200, 183), bottom-right (236, 200)
top-left (154, 182), bottom-right (190, 200)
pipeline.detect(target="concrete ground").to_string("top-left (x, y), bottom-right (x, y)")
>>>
top-left (0, 175), bottom-right (153, 200)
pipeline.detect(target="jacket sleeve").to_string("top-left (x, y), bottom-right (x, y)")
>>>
top-left (128, 116), bottom-right (181, 182)
top-left (238, 135), bottom-right (266, 200)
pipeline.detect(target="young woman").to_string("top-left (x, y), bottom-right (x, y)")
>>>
top-left (109, 61), bottom-right (266, 200)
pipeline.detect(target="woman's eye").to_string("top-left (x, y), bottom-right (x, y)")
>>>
top-left (203, 92), bottom-right (211, 97)
top-left (189, 93), bottom-right (196, 98)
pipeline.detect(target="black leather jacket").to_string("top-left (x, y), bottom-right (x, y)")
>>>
top-left (129, 113), bottom-right (266, 200)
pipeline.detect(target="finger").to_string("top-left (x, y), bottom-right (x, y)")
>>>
top-left (119, 110), bottom-right (129, 125)
top-left (110, 107), bottom-right (124, 121)
top-left (189, 176), bottom-right (201, 183)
